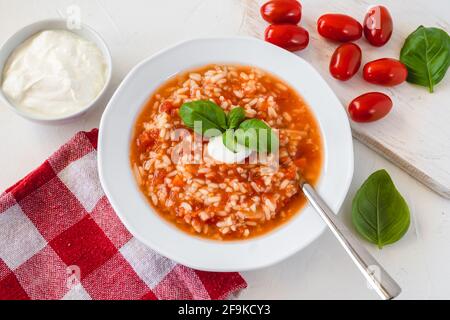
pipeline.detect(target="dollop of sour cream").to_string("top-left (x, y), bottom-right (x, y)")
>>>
top-left (207, 135), bottom-right (252, 164)
top-left (1, 29), bottom-right (107, 118)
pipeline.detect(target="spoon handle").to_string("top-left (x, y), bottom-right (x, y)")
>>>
top-left (302, 183), bottom-right (402, 300)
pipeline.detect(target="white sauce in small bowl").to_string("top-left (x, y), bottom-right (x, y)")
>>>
top-left (1, 29), bottom-right (108, 119)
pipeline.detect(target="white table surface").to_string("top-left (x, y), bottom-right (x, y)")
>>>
top-left (0, 0), bottom-right (449, 300)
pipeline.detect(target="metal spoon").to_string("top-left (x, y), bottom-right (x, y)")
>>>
top-left (299, 177), bottom-right (402, 300)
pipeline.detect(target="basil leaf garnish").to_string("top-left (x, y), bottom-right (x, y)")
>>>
top-left (352, 169), bottom-right (410, 249)
top-left (400, 26), bottom-right (450, 93)
top-left (227, 107), bottom-right (246, 129)
top-left (234, 119), bottom-right (279, 153)
top-left (179, 100), bottom-right (227, 137)
top-left (179, 100), bottom-right (278, 154)
top-left (222, 129), bottom-right (239, 153)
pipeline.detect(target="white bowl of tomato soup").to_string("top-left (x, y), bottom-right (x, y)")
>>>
top-left (98, 37), bottom-right (353, 271)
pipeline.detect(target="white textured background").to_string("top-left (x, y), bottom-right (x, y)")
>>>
top-left (0, 0), bottom-right (449, 299)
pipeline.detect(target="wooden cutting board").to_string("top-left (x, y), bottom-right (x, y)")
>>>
top-left (240, 0), bottom-right (450, 198)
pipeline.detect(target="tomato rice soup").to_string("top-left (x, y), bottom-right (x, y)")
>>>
top-left (131, 64), bottom-right (322, 240)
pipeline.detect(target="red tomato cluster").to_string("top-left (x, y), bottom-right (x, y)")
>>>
top-left (259, 2), bottom-right (407, 123)
top-left (316, 5), bottom-right (407, 122)
top-left (261, 0), bottom-right (309, 52)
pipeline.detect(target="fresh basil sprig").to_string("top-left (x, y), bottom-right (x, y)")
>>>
top-left (179, 100), bottom-right (278, 153)
top-left (179, 100), bottom-right (228, 137)
top-left (400, 26), bottom-right (450, 93)
top-left (222, 129), bottom-right (240, 153)
top-left (227, 107), bottom-right (246, 129)
top-left (234, 119), bottom-right (278, 153)
top-left (352, 169), bottom-right (410, 249)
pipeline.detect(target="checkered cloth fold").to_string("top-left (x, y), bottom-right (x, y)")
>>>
top-left (0, 129), bottom-right (246, 300)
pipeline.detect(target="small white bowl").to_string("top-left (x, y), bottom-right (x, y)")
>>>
top-left (0, 19), bottom-right (112, 124)
top-left (98, 37), bottom-right (354, 271)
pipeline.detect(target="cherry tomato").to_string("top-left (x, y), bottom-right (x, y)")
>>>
top-left (317, 14), bottom-right (362, 42)
top-left (348, 92), bottom-right (392, 122)
top-left (159, 101), bottom-right (174, 113)
top-left (363, 58), bottom-right (408, 86)
top-left (260, 0), bottom-right (302, 24)
top-left (364, 5), bottom-right (393, 46)
top-left (265, 24), bottom-right (309, 51)
top-left (137, 129), bottom-right (159, 151)
top-left (329, 43), bottom-right (362, 81)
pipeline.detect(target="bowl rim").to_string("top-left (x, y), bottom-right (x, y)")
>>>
top-left (98, 36), bottom-right (354, 271)
top-left (0, 18), bottom-right (112, 123)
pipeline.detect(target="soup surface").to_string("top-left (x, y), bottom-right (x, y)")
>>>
top-left (131, 64), bottom-right (322, 240)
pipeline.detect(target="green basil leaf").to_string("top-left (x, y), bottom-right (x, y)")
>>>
top-left (179, 100), bottom-right (227, 137)
top-left (222, 129), bottom-right (239, 153)
top-left (235, 119), bottom-right (279, 153)
top-left (352, 169), bottom-right (410, 249)
top-left (400, 26), bottom-right (450, 93)
top-left (227, 107), bottom-right (246, 129)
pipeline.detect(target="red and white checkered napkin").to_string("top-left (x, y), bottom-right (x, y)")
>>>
top-left (0, 129), bottom-right (246, 300)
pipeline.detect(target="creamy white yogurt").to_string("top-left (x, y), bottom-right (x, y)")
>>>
top-left (207, 135), bottom-right (252, 164)
top-left (1, 29), bottom-right (108, 118)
